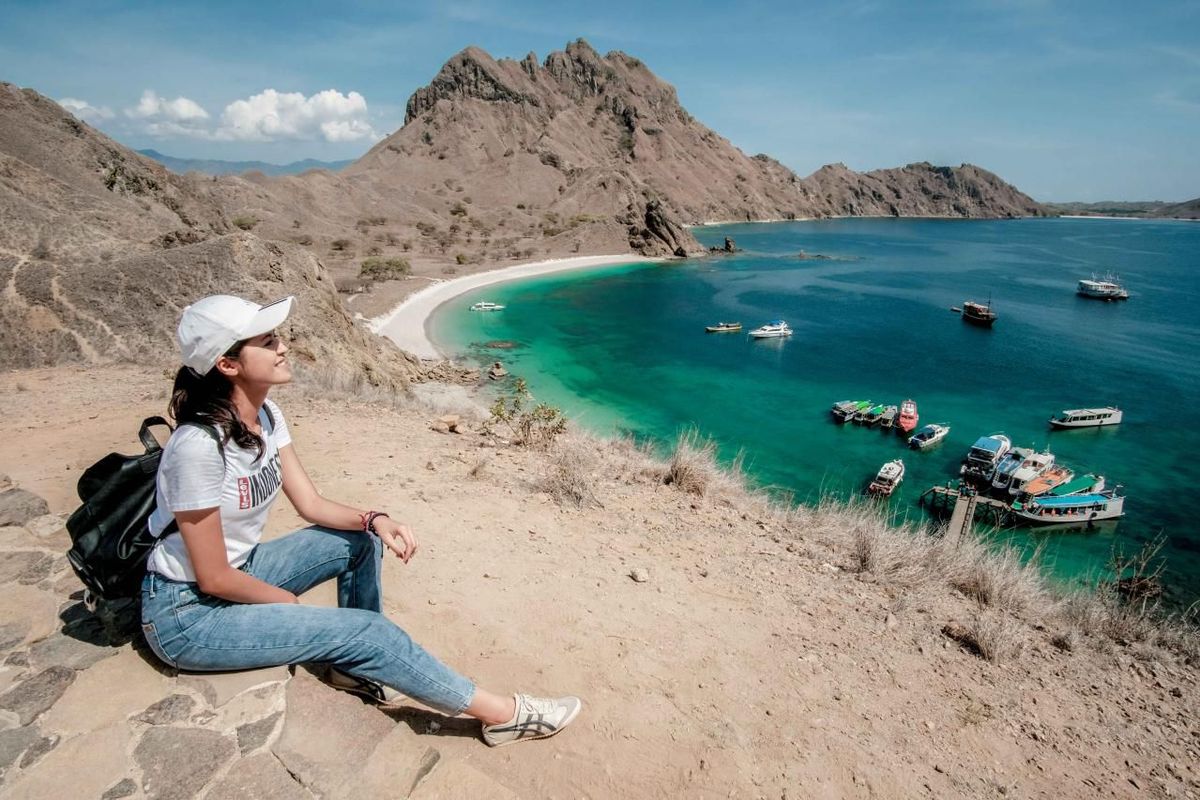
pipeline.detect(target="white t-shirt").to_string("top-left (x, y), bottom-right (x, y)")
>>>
top-left (147, 400), bottom-right (292, 582)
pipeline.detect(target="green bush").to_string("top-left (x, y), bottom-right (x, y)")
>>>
top-left (359, 257), bottom-right (411, 281)
top-left (330, 238), bottom-right (352, 251)
top-left (232, 215), bottom-right (259, 231)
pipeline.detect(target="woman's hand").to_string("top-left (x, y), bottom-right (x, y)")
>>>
top-left (374, 517), bottom-right (418, 564)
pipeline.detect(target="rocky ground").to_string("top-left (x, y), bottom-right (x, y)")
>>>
top-left (0, 365), bottom-right (1196, 799)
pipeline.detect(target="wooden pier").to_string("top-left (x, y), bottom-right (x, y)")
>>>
top-left (919, 484), bottom-right (1013, 535)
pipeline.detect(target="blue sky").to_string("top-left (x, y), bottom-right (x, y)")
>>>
top-left (1, 0), bottom-right (1197, 201)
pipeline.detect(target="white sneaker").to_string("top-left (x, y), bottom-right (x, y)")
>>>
top-left (482, 693), bottom-right (582, 747)
top-left (325, 667), bottom-right (406, 706)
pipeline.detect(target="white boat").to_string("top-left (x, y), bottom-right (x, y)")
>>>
top-left (959, 434), bottom-right (1012, 482)
top-left (867, 459), bottom-right (905, 497)
top-left (470, 301), bottom-right (506, 312)
top-left (1010, 490), bottom-right (1125, 526)
top-left (908, 423), bottom-right (950, 450)
top-left (1077, 275), bottom-right (1128, 301)
top-left (1048, 407), bottom-right (1123, 429)
top-left (748, 320), bottom-right (792, 338)
top-left (1008, 450), bottom-right (1056, 496)
top-left (991, 446), bottom-right (1033, 491)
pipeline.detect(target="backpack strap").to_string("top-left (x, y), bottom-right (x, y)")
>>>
top-left (138, 417), bottom-right (174, 453)
top-left (259, 403), bottom-right (276, 434)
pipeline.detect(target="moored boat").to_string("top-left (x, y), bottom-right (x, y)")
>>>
top-left (908, 423), bottom-right (950, 449)
top-left (897, 399), bottom-right (919, 433)
top-left (879, 405), bottom-right (899, 428)
top-left (832, 400), bottom-right (871, 423)
top-left (1010, 490), bottom-right (1125, 525)
top-left (1077, 274), bottom-right (1129, 301)
top-left (1048, 473), bottom-right (1105, 496)
top-left (470, 301), bottom-right (506, 312)
top-left (867, 459), bottom-right (905, 497)
top-left (861, 404), bottom-right (885, 426)
top-left (749, 320), bottom-right (792, 338)
top-left (959, 433), bottom-right (1012, 482)
top-left (1008, 450), bottom-right (1056, 496)
top-left (1049, 407), bottom-right (1123, 429)
top-left (961, 300), bottom-right (997, 327)
top-left (991, 447), bottom-right (1033, 492)
top-left (1020, 465), bottom-right (1077, 498)
top-left (705, 322), bottom-right (743, 333)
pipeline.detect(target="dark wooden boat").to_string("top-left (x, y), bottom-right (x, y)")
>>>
top-left (961, 300), bottom-right (997, 327)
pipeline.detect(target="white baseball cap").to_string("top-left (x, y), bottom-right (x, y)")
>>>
top-left (177, 295), bottom-right (294, 374)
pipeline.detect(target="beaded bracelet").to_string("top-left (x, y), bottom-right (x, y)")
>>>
top-left (359, 511), bottom-right (389, 534)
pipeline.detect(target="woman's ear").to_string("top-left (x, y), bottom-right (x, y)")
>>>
top-left (215, 354), bottom-right (240, 378)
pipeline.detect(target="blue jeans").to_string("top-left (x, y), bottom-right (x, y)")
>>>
top-left (140, 526), bottom-right (476, 715)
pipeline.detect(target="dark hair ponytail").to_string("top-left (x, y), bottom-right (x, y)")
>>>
top-left (169, 343), bottom-right (265, 460)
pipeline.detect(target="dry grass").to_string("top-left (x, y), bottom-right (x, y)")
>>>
top-left (962, 606), bottom-right (1026, 664)
top-left (292, 364), bottom-right (411, 409)
top-left (536, 434), bottom-right (603, 509)
top-left (661, 428), bottom-right (745, 499)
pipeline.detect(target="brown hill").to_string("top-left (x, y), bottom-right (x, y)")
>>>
top-left (0, 83), bottom-right (447, 385)
top-left (1152, 198), bottom-right (1200, 219)
top-left (1, 39), bottom-right (1047, 370)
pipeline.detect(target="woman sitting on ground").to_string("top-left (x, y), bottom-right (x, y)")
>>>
top-left (140, 293), bottom-right (580, 747)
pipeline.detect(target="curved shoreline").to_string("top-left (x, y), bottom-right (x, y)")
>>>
top-left (368, 254), bottom-right (661, 359)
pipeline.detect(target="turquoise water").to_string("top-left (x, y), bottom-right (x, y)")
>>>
top-left (431, 218), bottom-right (1200, 604)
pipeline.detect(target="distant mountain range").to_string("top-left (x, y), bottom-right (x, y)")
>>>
top-left (137, 149), bottom-right (353, 176)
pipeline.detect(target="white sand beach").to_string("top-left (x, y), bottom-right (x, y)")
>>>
top-left (369, 254), bottom-right (660, 359)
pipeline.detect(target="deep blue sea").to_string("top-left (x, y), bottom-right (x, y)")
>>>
top-left (432, 218), bottom-right (1200, 604)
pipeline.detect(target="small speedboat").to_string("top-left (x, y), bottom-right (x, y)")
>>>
top-left (705, 322), bottom-right (742, 333)
top-left (470, 301), bottom-right (506, 312)
top-left (1008, 450), bottom-right (1056, 496)
top-left (992, 447), bottom-right (1033, 491)
top-left (897, 399), bottom-right (919, 433)
top-left (867, 459), bottom-right (905, 497)
top-left (908, 423), bottom-right (950, 450)
top-left (749, 320), bottom-right (792, 338)
top-left (1049, 407), bottom-right (1123, 429)
top-left (959, 433), bottom-right (1012, 482)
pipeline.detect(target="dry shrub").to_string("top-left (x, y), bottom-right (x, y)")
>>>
top-left (846, 506), bottom-right (932, 589)
top-left (467, 456), bottom-right (490, 479)
top-left (935, 536), bottom-right (1048, 615)
top-left (965, 607), bottom-right (1026, 663)
top-left (662, 428), bottom-right (743, 498)
top-left (537, 435), bottom-right (602, 509)
top-left (596, 434), bottom-right (662, 485)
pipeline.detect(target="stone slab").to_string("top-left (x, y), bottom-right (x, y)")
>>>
top-left (354, 724), bottom-right (443, 800)
top-left (236, 710), bottom-right (282, 754)
top-left (136, 726), bottom-right (237, 800)
top-left (205, 752), bottom-right (315, 800)
top-left (0, 552), bottom-right (53, 586)
top-left (0, 667), bottom-right (75, 726)
top-left (28, 632), bottom-right (117, 671)
top-left (0, 490), bottom-right (49, 528)
top-left (0, 725), bottom-right (39, 772)
top-left (39, 648), bottom-right (169, 737)
top-left (0, 586), bottom-right (60, 649)
top-left (2, 723), bottom-right (131, 800)
top-left (272, 670), bottom-right (395, 798)
top-left (180, 664), bottom-right (291, 708)
top-left (408, 759), bottom-right (522, 800)
top-left (134, 694), bottom-right (196, 726)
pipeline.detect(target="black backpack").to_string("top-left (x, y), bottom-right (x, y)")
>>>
top-left (65, 417), bottom-right (221, 603)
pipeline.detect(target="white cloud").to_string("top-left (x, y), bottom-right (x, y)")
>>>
top-left (58, 97), bottom-right (114, 123)
top-left (126, 89), bottom-right (209, 122)
top-left (215, 89), bottom-right (378, 143)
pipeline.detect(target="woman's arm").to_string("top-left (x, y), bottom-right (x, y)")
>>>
top-left (278, 443), bottom-right (418, 562)
top-left (176, 508), bottom-right (298, 604)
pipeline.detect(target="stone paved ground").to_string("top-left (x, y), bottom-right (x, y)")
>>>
top-left (0, 478), bottom-right (517, 800)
